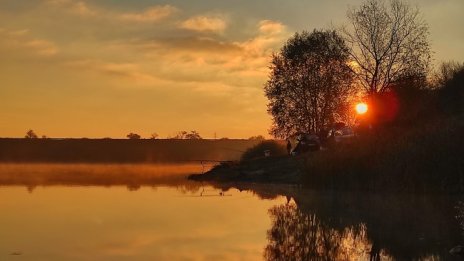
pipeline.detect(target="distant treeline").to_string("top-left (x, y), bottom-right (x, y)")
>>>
top-left (0, 139), bottom-right (260, 163)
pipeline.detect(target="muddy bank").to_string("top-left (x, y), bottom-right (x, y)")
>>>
top-left (188, 156), bottom-right (303, 184)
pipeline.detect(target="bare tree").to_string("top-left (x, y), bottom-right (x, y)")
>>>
top-left (343, 0), bottom-right (431, 94)
top-left (25, 129), bottom-right (38, 139)
top-left (150, 132), bottom-right (159, 139)
top-left (265, 30), bottom-right (354, 138)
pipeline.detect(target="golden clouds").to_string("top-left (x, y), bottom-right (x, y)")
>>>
top-left (64, 60), bottom-right (165, 86)
top-left (258, 20), bottom-right (286, 35)
top-left (120, 5), bottom-right (178, 22)
top-left (0, 1), bottom-right (286, 138)
top-left (43, 0), bottom-right (96, 16)
top-left (179, 16), bottom-right (227, 33)
top-left (0, 28), bottom-right (59, 56)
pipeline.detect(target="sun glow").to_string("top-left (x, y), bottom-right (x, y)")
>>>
top-left (355, 103), bottom-right (368, 115)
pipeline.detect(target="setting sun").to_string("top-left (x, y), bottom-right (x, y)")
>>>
top-left (355, 103), bottom-right (368, 115)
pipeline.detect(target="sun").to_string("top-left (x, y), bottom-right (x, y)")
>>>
top-left (355, 103), bottom-right (368, 115)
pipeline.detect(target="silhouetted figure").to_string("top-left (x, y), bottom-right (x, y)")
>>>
top-left (286, 139), bottom-right (292, 155)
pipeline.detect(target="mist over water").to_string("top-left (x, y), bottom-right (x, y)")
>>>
top-left (1, 164), bottom-right (463, 260)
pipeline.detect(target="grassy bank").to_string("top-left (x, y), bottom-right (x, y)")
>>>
top-left (302, 116), bottom-right (464, 193)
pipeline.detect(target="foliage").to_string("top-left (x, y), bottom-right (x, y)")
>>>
top-left (265, 30), bottom-right (354, 138)
top-left (344, 0), bottom-right (431, 94)
top-left (437, 65), bottom-right (464, 115)
top-left (25, 129), bottom-right (38, 139)
top-left (248, 135), bottom-right (265, 141)
top-left (240, 140), bottom-right (286, 162)
top-left (126, 133), bottom-right (141, 139)
top-left (172, 130), bottom-right (202, 140)
top-left (300, 63), bottom-right (464, 193)
top-left (433, 61), bottom-right (464, 88)
top-left (150, 133), bottom-right (159, 139)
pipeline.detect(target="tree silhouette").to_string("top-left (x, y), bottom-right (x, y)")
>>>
top-left (172, 130), bottom-right (202, 139)
top-left (150, 132), bottom-right (159, 139)
top-left (343, 0), bottom-right (431, 94)
top-left (25, 129), bottom-right (38, 139)
top-left (126, 133), bottom-right (141, 139)
top-left (248, 135), bottom-right (265, 141)
top-left (185, 130), bottom-right (202, 140)
top-left (265, 30), bottom-right (354, 138)
top-left (264, 203), bottom-right (370, 261)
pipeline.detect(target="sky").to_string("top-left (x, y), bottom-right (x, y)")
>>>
top-left (1, 0), bottom-right (463, 139)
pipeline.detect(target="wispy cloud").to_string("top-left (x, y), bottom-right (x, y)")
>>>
top-left (258, 20), bottom-right (285, 35)
top-left (179, 16), bottom-right (227, 33)
top-left (65, 60), bottom-right (164, 86)
top-left (43, 0), bottom-right (96, 16)
top-left (0, 28), bottom-right (59, 56)
top-left (120, 5), bottom-right (178, 22)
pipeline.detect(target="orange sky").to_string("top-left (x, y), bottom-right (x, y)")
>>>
top-left (1, 0), bottom-right (463, 139)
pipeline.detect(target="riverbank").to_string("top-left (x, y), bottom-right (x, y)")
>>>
top-left (190, 115), bottom-right (464, 193)
top-left (188, 155), bottom-right (303, 184)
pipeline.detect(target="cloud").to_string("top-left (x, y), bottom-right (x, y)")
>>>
top-left (44, 0), bottom-right (96, 16)
top-left (108, 19), bottom-right (288, 91)
top-left (179, 16), bottom-right (227, 33)
top-left (120, 5), bottom-right (177, 22)
top-left (65, 60), bottom-right (164, 86)
top-left (23, 40), bottom-right (59, 56)
top-left (258, 20), bottom-right (285, 35)
top-left (0, 28), bottom-right (59, 56)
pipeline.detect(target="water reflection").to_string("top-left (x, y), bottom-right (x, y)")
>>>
top-left (265, 203), bottom-right (373, 261)
top-left (262, 190), bottom-right (463, 261)
top-left (208, 183), bottom-right (464, 261)
top-left (2, 164), bottom-right (464, 260)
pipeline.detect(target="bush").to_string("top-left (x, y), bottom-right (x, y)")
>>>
top-left (240, 140), bottom-right (286, 162)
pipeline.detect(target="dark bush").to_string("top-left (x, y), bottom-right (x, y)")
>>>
top-left (240, 140), bottom-right (286, 162)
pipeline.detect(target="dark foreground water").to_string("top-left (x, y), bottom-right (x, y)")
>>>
top-left (1, 164), bottom-right (463, 261)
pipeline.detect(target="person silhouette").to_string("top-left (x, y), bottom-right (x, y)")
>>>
top-left (286, 139), bottom-right (292, 155)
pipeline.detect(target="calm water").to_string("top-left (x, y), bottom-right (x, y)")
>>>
top-left (1, 164), bottom-right (464, 261)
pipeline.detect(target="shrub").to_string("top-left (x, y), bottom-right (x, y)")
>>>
top-left (240, 140), bottom-right (286, 162)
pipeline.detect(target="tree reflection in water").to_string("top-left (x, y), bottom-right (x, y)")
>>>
top-left (264, 203), bottom-right (379, 261)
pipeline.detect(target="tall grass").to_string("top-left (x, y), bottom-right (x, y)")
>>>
top-left (302, 116), bottom-right (464, 193)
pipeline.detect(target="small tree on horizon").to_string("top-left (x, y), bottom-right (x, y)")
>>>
top-left (150, 132), bottom-right (159, 139)
top-left (171, 130), bottom-right (202, 139)
top-left (126, 133), bottom-right (141, 139)
top-left (248, 135), bottom-right (266, 141)
top-left (25, 129), bottom-right (38, 139)
top-left (185, 130), bottom-right (202, 140)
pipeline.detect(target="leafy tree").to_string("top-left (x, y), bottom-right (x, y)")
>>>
top-left (343, 0), bottom-right (431, 94)
top-left (126, 132), bottom-right (141, 139)
top-left (25, 129), bottom-right (38, 139)
top-left (265, 30), bottom-right (354, 138)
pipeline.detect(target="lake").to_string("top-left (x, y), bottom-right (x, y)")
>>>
top-left (1, 164), bottom-right (463, 260)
